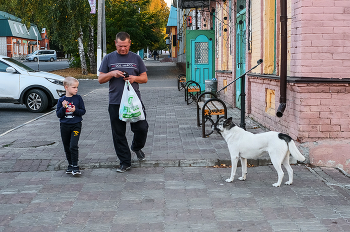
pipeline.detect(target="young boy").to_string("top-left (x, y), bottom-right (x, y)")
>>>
top-left (56, 77), bottom-right (86, 175)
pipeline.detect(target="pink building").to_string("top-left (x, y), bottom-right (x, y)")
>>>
top-left (175, 0), bottom-right (349, 173)
top-left (217, 0), bottom-right (350, 173)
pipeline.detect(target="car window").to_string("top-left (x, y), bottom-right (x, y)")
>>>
top-left (0, 61), bottom-right (10, 72)
top-left (3, 58), bottom-right (35, 72)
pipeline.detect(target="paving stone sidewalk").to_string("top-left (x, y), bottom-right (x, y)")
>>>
top-left (0, 166), bottom-right (349, 231)
top-left (0, 59), bottom-right (349, 231)
top-left (0, 60), bottom-right (268, 173)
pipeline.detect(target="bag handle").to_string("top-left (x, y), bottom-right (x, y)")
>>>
top-left (125, 80), bottom-right (130, 91)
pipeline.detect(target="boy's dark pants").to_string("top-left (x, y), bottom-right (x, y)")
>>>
top-left (60, 122), bottom-right (82, 166)
top-left (108, 104), bottom-right (148, 167)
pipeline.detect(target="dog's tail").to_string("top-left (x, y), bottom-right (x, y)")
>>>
top-left (278, 133), bottom-right (305, 162)
top-left (288, 140), bottom-right (305, 161)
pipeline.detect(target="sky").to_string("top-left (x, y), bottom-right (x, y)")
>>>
top-left (165, 0), bottom-right (172, 7)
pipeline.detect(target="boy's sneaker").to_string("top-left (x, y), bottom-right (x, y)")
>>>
top-left (116, 164), bottom-right (131, 173)
top-left (66, 165), bottom-right (73, 174)
top-left (72, 166), bottom-right (81, 176)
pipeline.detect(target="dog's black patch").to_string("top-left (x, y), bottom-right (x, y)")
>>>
top-left (228, 122), bottom-right (236, 130)
top-left (223, 117), bottom-right (236, 130)
top-left (278, 133), bottom-right (292, 143)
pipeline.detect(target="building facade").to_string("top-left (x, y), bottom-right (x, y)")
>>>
top-left (0, 11), bottom-right (50, 59)
top-left (171, 0), bottom-right (350, 173)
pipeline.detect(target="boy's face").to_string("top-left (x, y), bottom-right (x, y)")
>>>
top-left (65, 82), bottom-right (79, 96)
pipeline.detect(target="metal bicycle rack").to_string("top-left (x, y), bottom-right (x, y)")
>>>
top-left (185, 80), bottom-right (201, 105)
top-left (197, 92), bottom-right (227, 138)
top-left (177, 74), bottom-right (186, 91)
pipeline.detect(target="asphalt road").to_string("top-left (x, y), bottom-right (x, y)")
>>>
top-left (0, 79), bottom-right (104, 136)
top-left (0, 62), bottom-right (180, 136)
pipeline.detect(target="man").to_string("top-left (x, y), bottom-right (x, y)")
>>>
top-left (98, 32), bottom-right (148, 173)
top-left (152, 50), bottom-right (158, 60)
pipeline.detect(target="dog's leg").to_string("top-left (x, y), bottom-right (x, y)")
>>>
top-left (226, 155), bottom-right (239, 183)
top-left (271, 160), bottom-right (284, 187)
top-left (282, 154), bottom-right (293, 185)
top-left (238, 157), bottom-right (247, 181)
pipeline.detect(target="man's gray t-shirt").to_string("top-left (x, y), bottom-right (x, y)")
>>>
top-left (99, 51), bottom-right (147, 104)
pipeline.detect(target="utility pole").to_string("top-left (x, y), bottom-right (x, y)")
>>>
top-left (102, 0), bottom-right (106, 57)
top-left (97, 0), bottom-right (105, 76)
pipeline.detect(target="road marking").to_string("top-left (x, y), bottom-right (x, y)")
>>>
top-left (0, 110), bottom-right (55, 137)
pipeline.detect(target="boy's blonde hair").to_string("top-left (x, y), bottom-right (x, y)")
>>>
top-left (63, 76), bottom-right (79, 87)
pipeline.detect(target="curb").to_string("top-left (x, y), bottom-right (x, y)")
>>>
top-left (55, 158), bottom-right (274, 171)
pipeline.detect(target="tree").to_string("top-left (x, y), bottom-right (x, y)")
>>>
top-left (0, 0), bottom-right (93, 74)
top-left (105, 0), bottom-right (169, 53)
top-left (0, 0), bottom-right (169, 73)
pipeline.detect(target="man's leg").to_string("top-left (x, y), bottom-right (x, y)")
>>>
top-left (130, 119), bottom-right (148, 152)
top-left (109, 104), bottom-right (132, 167)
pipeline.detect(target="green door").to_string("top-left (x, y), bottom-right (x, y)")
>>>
top-left (186, 30), bottom-right (215, 91)
top-left (235, 9), bottom-right (246, 109)
top-left (191, 35), bottom-right (212, 90)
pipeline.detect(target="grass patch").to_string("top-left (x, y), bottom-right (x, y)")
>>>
top-left (50, 68), bottom-right (98, 79)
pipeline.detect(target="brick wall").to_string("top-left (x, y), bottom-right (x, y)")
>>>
top-left (290, 0), bottom-right (350, 79)
top-left (248, 76), bottom-right (350, 142)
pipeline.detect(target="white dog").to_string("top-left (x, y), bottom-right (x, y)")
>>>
top-left (215, 117), bottom-right (305, 187)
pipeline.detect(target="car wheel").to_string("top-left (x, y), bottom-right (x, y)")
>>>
top-left (25, 89), bottom-right (49, 113)
top-left (33, 57), bottom-right (38, 62)
top-left (50, 57), bottom-right (54, 62)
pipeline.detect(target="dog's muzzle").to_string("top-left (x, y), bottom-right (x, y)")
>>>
top-left (212, 124), bottom-right (221, 133)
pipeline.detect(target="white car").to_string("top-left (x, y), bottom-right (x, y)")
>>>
top-left (0, 55), bottom-right (66, 113)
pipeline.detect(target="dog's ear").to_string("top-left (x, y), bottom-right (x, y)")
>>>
top-left (223, 117), bottom-right (233, 127)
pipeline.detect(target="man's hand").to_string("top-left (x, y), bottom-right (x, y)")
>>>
top-left (124, 75), bottom-right (137, 83)
top-left (111, 70), bottom-right (126, 78)
top-left (123, 72), bottom-right (148, 84)
top-left (99, 70), bottom-right (127, 84)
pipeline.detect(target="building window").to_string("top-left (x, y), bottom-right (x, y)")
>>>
top-left (263, 0), bottom-right (276, 74)
top-left (195, 42), bottom-right (209, 64)
top-left (223, 79), bottom-right (228, 93)
top-left (265, 88), bottom-right (275, 116)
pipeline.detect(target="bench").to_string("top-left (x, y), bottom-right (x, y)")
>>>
top-left (197, 92), bottom-right (227, 138)
top-left (185, 80), bottom-right (201, 105)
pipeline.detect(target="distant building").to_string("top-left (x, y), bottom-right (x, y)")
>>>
top-left (0, 11), bottom-right (50, 58)
top-left (166, 5), bottom-right (178, 58)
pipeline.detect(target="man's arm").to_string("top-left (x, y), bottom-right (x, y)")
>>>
top-left (98, 70), bottom-right (126, 84)
top-left (125, 72), bottom-right (148, 84)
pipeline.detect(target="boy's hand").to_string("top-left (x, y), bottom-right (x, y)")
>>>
top-left (69, 105), bottom-right (76, 112)
top-left (62, 100), bottom-right (68, 108)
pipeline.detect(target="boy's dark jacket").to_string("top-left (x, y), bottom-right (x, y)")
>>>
top-left (56, 95), bottom-right (86, 124)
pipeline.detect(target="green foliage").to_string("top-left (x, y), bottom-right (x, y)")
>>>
top-left (0, 0), bottom-right (169, 60)
top-left (106, 0), bottom-right (156, 53)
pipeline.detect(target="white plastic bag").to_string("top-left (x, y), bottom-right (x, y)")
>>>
top-left (119, 80), bottom-right (145, 122)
